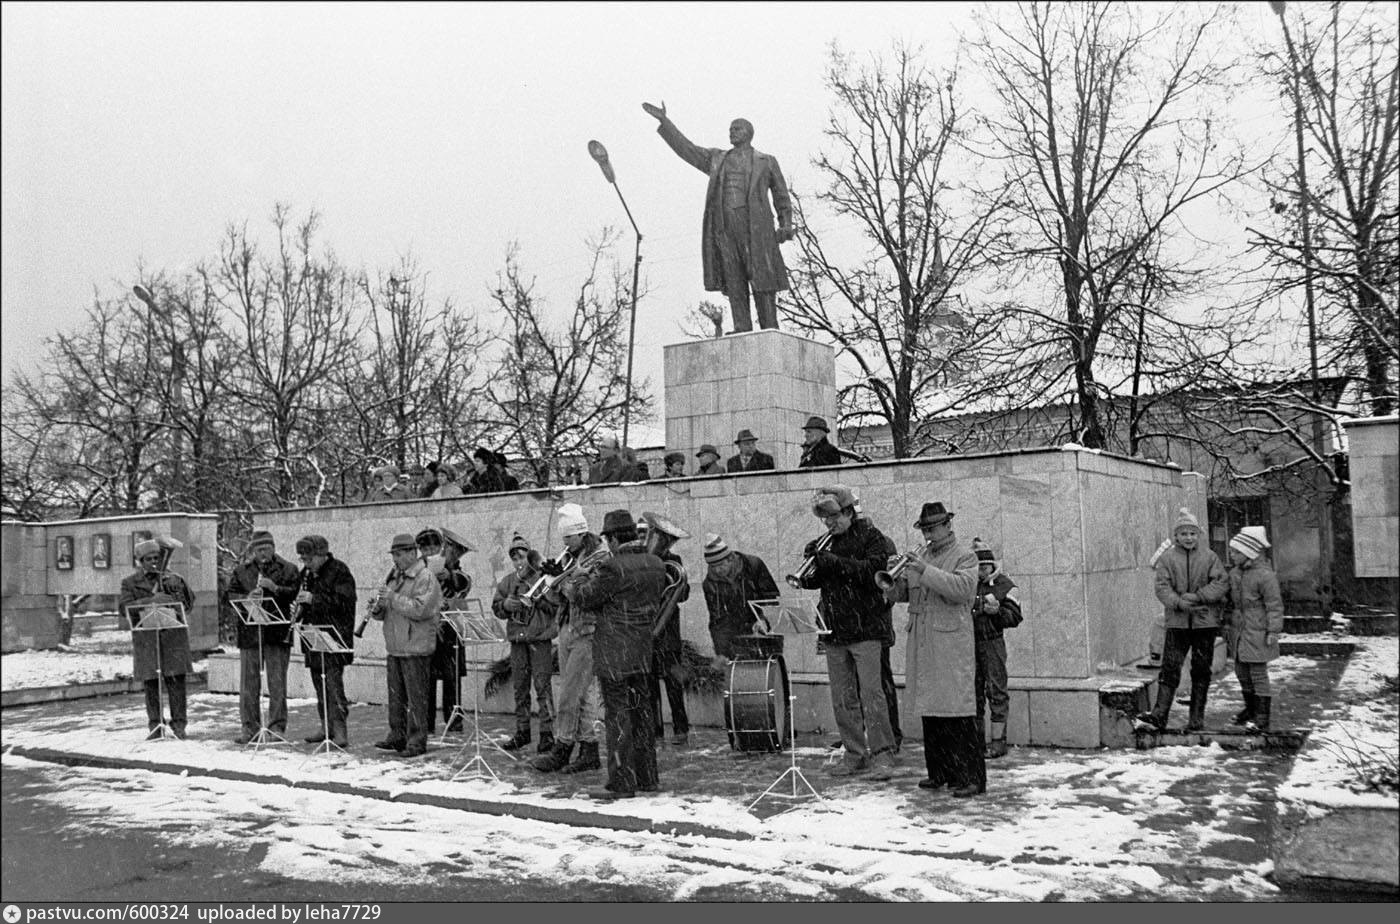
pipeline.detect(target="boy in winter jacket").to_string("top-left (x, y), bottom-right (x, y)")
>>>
top-left (1225, 526), bottom-right (1284, 732)
top-left (492, 533), bottom-right (558, 754)
top-left (972, 539), bottom-right (1022, 759)
top-left (1136, 508), bottom-right (1229, 732)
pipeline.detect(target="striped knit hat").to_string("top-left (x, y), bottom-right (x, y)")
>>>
top-left (1229, 526), bottom-right (1270, 560)
top-left (703, 533), bottom-right (732, 564)
top-left (972, 536), bottom-right (996, 567)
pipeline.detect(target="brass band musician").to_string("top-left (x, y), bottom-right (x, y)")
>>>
top-left (228, 530), bottom-right (300, 744)
top-left (429, 527), bottom-right (474, 734)
top-left (641, 512), bottom-right (692, 747)
top-left (492, 533), bottom-right (558, 754)
top-left (119, 537), bottom-right (195, 739)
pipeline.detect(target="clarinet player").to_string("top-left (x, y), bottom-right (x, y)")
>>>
top-left (228, 530), bottom-right (300, 744)
top-left (292, 535), bottom-right (357, 748)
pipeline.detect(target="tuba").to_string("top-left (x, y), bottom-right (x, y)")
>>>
top-left (874, 541), bottom-right (933, 591)
top-left (785, 531), bottom-right (834, 589)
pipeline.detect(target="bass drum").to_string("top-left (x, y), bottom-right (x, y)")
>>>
top-left (724, 656), bottom-right (791, 752)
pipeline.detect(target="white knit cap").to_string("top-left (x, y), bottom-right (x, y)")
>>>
top-left (1229, 526), bottom-right (1270, 559)
top-left (1173, 507), bottom-right (1200, 532)
top-left (556, 503), bottom-right (588, 537)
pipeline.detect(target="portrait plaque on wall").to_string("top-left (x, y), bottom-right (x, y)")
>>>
top-left (92, 533), bottom-right (112, 570)
top-left (55, 535), bottom-right (75, 571)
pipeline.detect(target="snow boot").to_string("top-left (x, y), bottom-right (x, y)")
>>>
top-left (501, 729), bottom-right (531, 751)
top-left (537, 731), bottom-right (555, 755)
top-left (985, 722), bottom-right (1008, 759)
top-left (1245, 696), bottom-right (1271, 734)
top-left (532, 739), bottom-right (574, 772)
top-left (1185, 680), bottom-right (1209, 732)
top-left (560, 740), bottom-right (601, 773)
top-left (1135, 685), bottom-right (1174, 731)
top-left (1231, 693), bottom-right (1257, 727)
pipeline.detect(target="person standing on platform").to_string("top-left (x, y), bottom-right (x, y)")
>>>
top-left (726, 429), bottom-right (776, 473)
top-left (368, 533), bottom-right (442, 758)
top-left (228, 530), bottom-right (300, 744)
top-left (694, 444), bottom-right (725, 476)
top-left (661, 452), bottom-right (687, 479)
top-left (797, 417), bottom-right (843, 468)
top-left (291, 535), bottom-right (357, 748)
top-left (119, 537), bottom-right (195, 740)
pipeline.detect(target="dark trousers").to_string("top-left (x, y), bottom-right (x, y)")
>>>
top-left (142, 674), bottom-right (187, 731)
top-left (1158, 627), bottom-right (1218, 697)
top-left (239, 643), bottom-right (290, 734)
top-left (430, 640), bottom-right (463, 730)
top-left (649, 647), bottom-right (690, 736)
top-left (307, 657), bottom-right (348, 742)
top-left (922, 715), bottom-right (985, 791)
top-left (600, 673), bottom-right (657, 794)
top-left (387, 654), bottom-right (433, 751)
top-left (510, 641), bottom-right (554, 736)
top-left (880, 645), bottom-right (902, 748)
top-left (974, 635), bottom-right (1010, 725)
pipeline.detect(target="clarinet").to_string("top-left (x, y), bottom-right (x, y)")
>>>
top-left (356, 567), bottom-right (398, 638)
top-left (289, 569), bottom-right (311, 624)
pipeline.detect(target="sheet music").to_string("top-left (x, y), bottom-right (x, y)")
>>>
top-left (749, 599), bottom-right (829, 636)
top-left (442, 599), bottom-right (505, 642)
top-left (230, 595), bottom-right (291, 626)
top-left (130, 602), bottom-right (187, 630)
top-left (295, 623), bottom-right (351, 653)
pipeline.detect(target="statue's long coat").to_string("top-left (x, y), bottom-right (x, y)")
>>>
top-left (656, 119), bottom-right (792, 294)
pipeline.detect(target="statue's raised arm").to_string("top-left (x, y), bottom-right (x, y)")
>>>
top-left (641, 102), bottom-right (793, 334)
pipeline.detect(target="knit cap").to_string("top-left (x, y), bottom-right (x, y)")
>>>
top-left (508, 533), bottom-right (531, 554)
top-left (1173, 507), bottom-right (1200, 532)
top-left (556, 503), bottom-right (588, 537)
top-left (1229, 526), bottom-right (1270, 560)
top-left (703, 533), bottom-right (732, 564)
top-left (972, 536), bottom-right (996, 567)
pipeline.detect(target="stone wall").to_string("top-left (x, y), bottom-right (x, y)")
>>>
top-left (1344, 416), bottom-right (1399, 578)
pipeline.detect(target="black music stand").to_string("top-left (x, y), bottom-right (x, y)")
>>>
top-left (294, 623), bottom-right (352, 761)
top-left (449, 604), bottom-right (513, 783)
top-left (745, 599), bottom-right (830, 815)
top-left (129, 601), bottom-right (188, 743)
top-left (230, 594), bottom-right (293, 749)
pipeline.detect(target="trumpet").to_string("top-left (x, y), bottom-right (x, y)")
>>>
top-left (785, 531), bottom-right (834, 589)
top-left (874, 541), bottom-right (933, 591)
top-left (522, 549), bottom-right (575, 604)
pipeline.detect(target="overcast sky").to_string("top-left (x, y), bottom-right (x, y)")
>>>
top-left (1, 1), bottom-right (983, 416)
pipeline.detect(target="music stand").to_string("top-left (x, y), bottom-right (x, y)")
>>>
top-left (294, 623), bottom-right (352, 760)
top-left (448, 601), bottom-right (512, 783)
top-left (129, 601), bottom-right (188, 743)
top-left (745, 598), bottom-right (830, 815)
top-left (437, 600), bottom-right (482, 743)
top-left (230, 594), bottom-right (293, 748)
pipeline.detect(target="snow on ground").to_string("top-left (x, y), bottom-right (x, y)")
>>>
top-left (1279, 636), bottom-right (1399, 810)
top-left (1, 629), bottom-right (206, 691)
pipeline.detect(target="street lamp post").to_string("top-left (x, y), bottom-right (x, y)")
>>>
top-left (133, 284), bottom-right (185, 507)
top-left (587, 140), bottom-right (642, 451)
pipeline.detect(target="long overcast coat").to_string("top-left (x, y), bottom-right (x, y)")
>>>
top-left (119, 569), bottom-right (194, 682)
top-left (888, 534), bottom-right (980, 717)
top-left (656, 118), bottom-right (792, 294)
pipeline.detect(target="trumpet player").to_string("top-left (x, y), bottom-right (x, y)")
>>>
top-left (532, 504), bottom-right (605, 775)
top-left (228, 531), bottom-right (300, 745)
top-left (795, 485), bottom-right (899, 780)
top-left (292, 535), bottom-right (358, 748)
top-left (883, 503), bottom-right (983, 797)
top-left (369, 533), bottom-right (442, 759)
top-left (491, 533), bottom-right (558, 754)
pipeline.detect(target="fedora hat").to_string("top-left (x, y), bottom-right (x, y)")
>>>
top-left (913, 502), bottom-right (955, 527)
top-left (735, 429), bottom-right (758, 444)
top-left (601, 508), bottom-right (635, 535)
top-left (801, 416), bottom-right (829, 432)
top-left (389, 533), bottom-right (417, 553)
top-left (696, 444), bottom-right (720, 459)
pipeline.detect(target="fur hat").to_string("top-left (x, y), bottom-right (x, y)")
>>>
top-left (389, 533), bottom-right (417, 553)
top-left (134, 538), bottom-right (162, 560)
top-left (508, 533), bottom-right (531, 554)
top-left (601, 508), bottom-right (635, 536)
top-left (1173, 507), bottom-right (1200, 532)
top-left (914, 502), bottom-right (954, 527)
top-left (812, 484), bottom-right (857, 517)
top-left (439, 527), bottom-right (473, 553)
top-left (972, 536), bottom-right (996, 567)
top-left (247, 530), bottom-right (275, 553)
top-left (295, 535), bottom-right (328, 556)
top-left (663, 451), bottom-right (685, 467)
top-left (556, 503), bottom-right (588, 537)
top-left (1229, 526), bottom-right (1270, 560)
top-left (703, 533), bottom-right (732, 564)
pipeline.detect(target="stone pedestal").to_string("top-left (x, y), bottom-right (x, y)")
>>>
top-left (663, 330), bottom-right (836, 471)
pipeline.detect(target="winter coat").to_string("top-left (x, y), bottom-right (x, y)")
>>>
top-left (574, 542), bottom-right (667, 680)
top-left (587, 454), bottom-right (633, 486)
top-left (549, 533), bottom-right (605, 635)
top-left (433, 564), bottom-right (473, 672)
top-left (798, 437), bottom-right (843, 469)
top-left (295, 555), bottom-right (357, 666)
top-left (796, 518), bottom-right (896, 647)
top-left (228, 555), bottom-right (301, 648)
top-left (702, 551), bottom-right (780, 658)
top-left (119, 569), bottom-right (194, 681)
top-left (1227, 559), bottom-right (1284, 663)
top-left (973, 570), bottom-right (1022, 642)
top-left (374, 559), bottom-right (442, 657)
top-left (1154, 543), bottom-right (1230, 629)
top-left (695, 460), bottom-right (725, 477)
top-left (653, 549), bottom-right (691, 654)
top-left (726, 451), bottom-right (776, 473)
top-left (431, 483), bottom-right (464, 499)
top-left (492, 564), bottom-right (558, 643)
top-left (365, 483), bottom-right (413, 503)
top-left (655, 118), bottom-right (792, 295)
top-left (888, 534), bottom-right (979, 717)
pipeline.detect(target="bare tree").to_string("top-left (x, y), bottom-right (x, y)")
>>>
top-left (482, 234), bottom-right (651, 486)
top-left (973, 2), bottom-right (1251, 449)
top-left (783, 42), bottom-right (1016, 457)
top-left (680, 300), bottom-right (727, 340)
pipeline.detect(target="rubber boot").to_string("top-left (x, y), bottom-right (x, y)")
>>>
top-left (560, 740), bottom-right (601, 773)
top-left (532, 739), bottom-right (574, 772)
top-left (985, 722), bottom-right (1008, 759)
top-left (1185, 679), bottom-right (1209, 732)
top-left (501, 729), bottom-right (531, 751)
top-left (1231, 693), bottom-right (1256, 727)
top-left (1135, 685), bottom-right (1174, 731)
top-left (1245, 697), bottom-right (1271, 734)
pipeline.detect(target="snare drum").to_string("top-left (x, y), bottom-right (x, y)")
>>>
top-left (724, 656), bottom-right (791, 752)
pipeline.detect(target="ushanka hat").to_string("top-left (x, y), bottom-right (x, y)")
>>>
top-left (812, 484), bottom-right (857, 517)
top-left (295, 535), bottom-right (329, 556)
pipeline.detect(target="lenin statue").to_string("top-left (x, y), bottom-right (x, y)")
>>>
top-left (643, 101), bottom-right (794, 333)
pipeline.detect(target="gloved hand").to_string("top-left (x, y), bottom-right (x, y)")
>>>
top-left (539, 559), bottom-right (564, 577)
top-left (814, 551), bottom-right (843, 574)
top-left (502, 596), bottom-right (524, 614)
